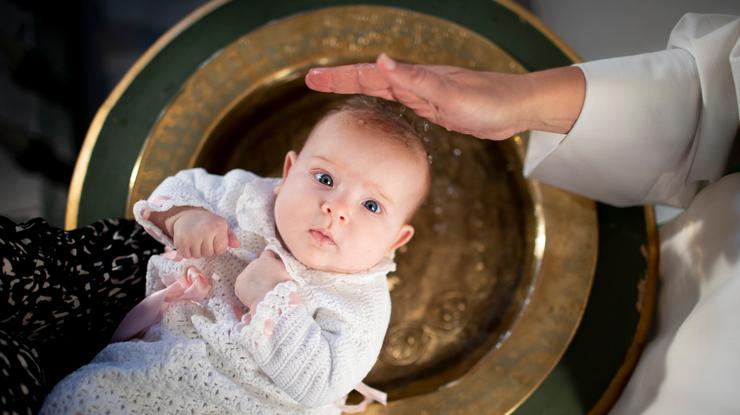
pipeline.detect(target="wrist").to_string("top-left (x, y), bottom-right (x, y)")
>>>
top-left (522, 66), bottom-right (585, 134)
top-left (149, 206), bottom-right (203, 238)
top-left (248, 282), bottom-right (279, 311)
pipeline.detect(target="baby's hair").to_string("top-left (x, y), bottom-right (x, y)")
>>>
top-left (331, 96), bottom-right (430, 159)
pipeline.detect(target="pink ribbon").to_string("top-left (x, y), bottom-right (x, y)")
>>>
top-left (335, 382), bottom-right (388, 413)
top-left (111, 266), bottom-right (211, 342)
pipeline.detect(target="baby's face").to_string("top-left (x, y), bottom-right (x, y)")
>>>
top-left (274, 112), bottom-right (426, 273)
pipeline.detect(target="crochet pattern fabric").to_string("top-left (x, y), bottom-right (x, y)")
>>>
top-left (41, 168), bottom-right (394, 414)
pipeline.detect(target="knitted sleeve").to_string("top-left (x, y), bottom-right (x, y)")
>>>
top-left (132, 168), bottom-right (260, 246)
top-left (238, 280), bottom-right (391, 408)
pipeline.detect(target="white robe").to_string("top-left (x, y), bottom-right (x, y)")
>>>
top-left (41, 169), bottom-right (393, 415)
top-left (525, 13), bottom-right (740, 415)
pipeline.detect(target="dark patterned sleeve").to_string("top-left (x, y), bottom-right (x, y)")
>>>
top-left (0, 216), bottom-right (163, 414)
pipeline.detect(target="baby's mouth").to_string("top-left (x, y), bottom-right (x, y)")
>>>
top-left (309, 229), bottom-right (335, 246)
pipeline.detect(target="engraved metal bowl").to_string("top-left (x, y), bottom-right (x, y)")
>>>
top-left (115, 6), bottom-right (598, 414)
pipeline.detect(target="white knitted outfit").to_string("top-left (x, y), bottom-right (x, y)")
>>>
top-left (41, 168), bottom-right (394, 415)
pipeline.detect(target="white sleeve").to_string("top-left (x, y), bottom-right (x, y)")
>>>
top-left (524, 13), bottom-right (740, 208)
top-left (132, 168), bottom-right (260, 246)
top-left (237, 281), bottom-right (391, 408)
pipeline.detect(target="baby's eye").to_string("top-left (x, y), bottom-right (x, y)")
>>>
top-left (314, 172), bottom-right (333, 187)
top-left (363, 200), bottom-right (382, 214)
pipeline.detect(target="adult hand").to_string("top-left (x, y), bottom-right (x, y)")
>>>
top-left (305, 53), bottom-right (585, 139)
top-left (234, 250), bottom-right (292, 311)
top-left (148, 206), bottom-right (240, 258)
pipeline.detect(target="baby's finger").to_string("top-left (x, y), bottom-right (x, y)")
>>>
top-left (189, 241), bottom-right (202, 258)
top-left (213, 232), bottom-right (228, 256)
top-left (201, 236), bottom-right (214, 257)
top-left (179, 243), bottom-right (192, 259)
top-left (227, 231), bottom-right (241, 248)
top-left (173, 236), bottom-right (185, 257)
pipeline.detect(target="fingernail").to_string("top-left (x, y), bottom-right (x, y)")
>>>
top-left (306, 69), bottom-right (324, 82)
top-left (379, 53), bottom-right (396, 70)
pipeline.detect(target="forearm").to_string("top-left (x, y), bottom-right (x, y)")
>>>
top-left (522, 66), bottom-right (586, 134)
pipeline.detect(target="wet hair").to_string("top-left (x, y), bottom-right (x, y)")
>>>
top-left (310, 96), bottom-right (432, 218)
top-left (331, 96), bottom-right (430, 159)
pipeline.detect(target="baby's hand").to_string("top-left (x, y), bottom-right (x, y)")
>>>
top-left (157, 207), bottom-right (240, 258)
top-left (235, 250), bottom-right (292, 311)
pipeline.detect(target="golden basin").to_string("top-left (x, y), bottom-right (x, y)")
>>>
top-left (74, 4), bottom-right (601, 414)
top-left (60, 0), bottom-right (632, 414)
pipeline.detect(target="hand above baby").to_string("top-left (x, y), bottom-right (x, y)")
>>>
top-left (146, 206), bottom-right (240, 258)
top-left (305, 53), bottom-right (585, 139)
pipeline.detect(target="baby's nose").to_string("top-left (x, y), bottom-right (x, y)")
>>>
top-left (322, 202), bottom-right (347, 223)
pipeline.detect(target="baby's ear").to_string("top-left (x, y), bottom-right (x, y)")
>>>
top-left (282, 151), bottom-right (297, 180)
top-left (276, 151), bottom-right (297, 194)
top-left (389, 224), bottom-right (414, 253)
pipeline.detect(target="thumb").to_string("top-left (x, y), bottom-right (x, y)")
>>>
top-left (227, 230), bottom-right (240, 248)
top-left (376, 53), bottom-right (447, 104)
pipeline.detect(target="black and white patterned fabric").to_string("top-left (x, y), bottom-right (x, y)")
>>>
top-left (0, 217), bottom-right (163, 414)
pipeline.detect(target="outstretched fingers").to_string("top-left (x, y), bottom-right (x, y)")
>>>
top-left (305, 54), bottom-right (461, 127)
top-left (305, 63), bottom-right (394, 99)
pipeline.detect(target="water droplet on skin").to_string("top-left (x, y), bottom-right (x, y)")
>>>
top-left (423, 122), bottom-right (430, 132)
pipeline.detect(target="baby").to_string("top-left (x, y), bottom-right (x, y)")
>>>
top-left (41, 96), bottom-right (431, 414)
